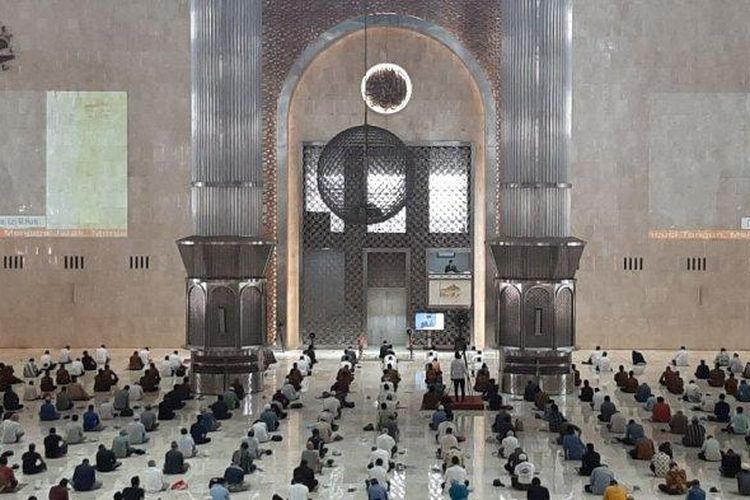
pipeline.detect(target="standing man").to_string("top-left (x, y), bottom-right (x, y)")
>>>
top-left (450, 352), bottom-right (467, 402)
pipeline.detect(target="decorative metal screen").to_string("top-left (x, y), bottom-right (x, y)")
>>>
top-left (367, 251), bottom-right (407, 288)
top-left (302, 143), bottom-right (472, 346)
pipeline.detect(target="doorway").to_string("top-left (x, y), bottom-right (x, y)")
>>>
top-left (365, 250), bottom-right (409, 346)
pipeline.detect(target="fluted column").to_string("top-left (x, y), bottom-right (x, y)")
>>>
top-left (178, 0), bottom-right (273, 395)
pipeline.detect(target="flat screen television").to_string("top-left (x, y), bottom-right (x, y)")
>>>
top-left (415, 312), bottom-right (445, 331)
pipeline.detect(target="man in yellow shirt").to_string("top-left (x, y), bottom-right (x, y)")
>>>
top-left (603, 479), bottom-right (630, 500)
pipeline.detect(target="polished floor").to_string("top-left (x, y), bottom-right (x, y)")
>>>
top-left (1, 348), bottom-right (749, 498)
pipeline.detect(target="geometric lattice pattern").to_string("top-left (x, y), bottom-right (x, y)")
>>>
top-left (302, 143), bottom-right (472, 346)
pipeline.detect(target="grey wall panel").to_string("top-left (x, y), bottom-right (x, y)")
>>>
top-left (523, 286), bottom-right (553, 348)
top-left (192, 185), bottom-right (264, 236)
top-left (207, 286), bottom-right (238, 347)
top-left (555, 286), bottom-right (573, 348)
top-left (240, 285), bottom-right (264, 346)
top-left (188, 285), bottom-right (206, 347)
top-left (499, 285), bottom-right (521, 347)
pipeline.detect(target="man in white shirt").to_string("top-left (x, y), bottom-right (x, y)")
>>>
top-left (126, 416), bottom-right (149, 445)
top-left (168, 351), bottom-right (182, 372)
top-left (699, 392), bottom-right (715, 412)
top-left (730, 353), bottom-right (744, 374)
top-left (40, 350), bottom-right (54, 371)
top-left (281, 379), bottom-right (299, 401)
top-left (500, 430), bottom-right (519, 458)
top-left (587, 346), bottom-right (603, 365)
top-left (23, 381), bottom-right (40, 401)
top-left (177, 428), bottom-right (196, 458)
top-left (383, 353), bottom-right (398, 369)
top-left (143, 459), bottom-right (168, 493)
top-left (512, 454), bottom-right (535, 490)
top-left (443, 456), bottom-right (468, 491)
top-left (672, 346), bottom-right (689, 367)
top-left (297, 356), bottom-right (309, 377)
top-left (289, 480), bottom-right (310, 500)
top-left (699, 435), bottom-right (722, 462)
top-left (1, 414), bottom-right (24, 444)
top-left (159, 356), bottom-right (173, 378)
top-left (138, 348), bottom-right (151, 367)
top-left (684, 380), bottom-right (701, 403)
top-left (23, 358), bottom-right (40, 379)
top-left (439, 428), bottom-right (458, 459)
top-left (58, 346), bottom-right (71, 365)
top-left (99, 401), bottom-right (115, 420)
top-left (437, 420), bottom-right (457, 441)
top-left (129, 382), bottom-right (144, 401)
top-left (252, 421), bottom-right (270, 443)
top-left (368, 446), bottom-right (391, 468)
top-left (591, 389), bottom-right (606, 411)
top-left (376, 430), bottom-right (396, 455)
top-left (595, 352), bottom-right (612, 372)
top-left (65, 415), bottom-right (85, 444)
top-left (68, 358), bottom-right (84, 377)
top-left (322, 396), bottom-right (341, 418)
top-left (368, 458), bottom-right (389, 490)
top-left (95, 345), bottom-right (110, 366)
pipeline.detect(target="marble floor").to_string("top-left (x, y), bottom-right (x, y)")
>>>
top-left (1, 347), bottom-right (749, 499)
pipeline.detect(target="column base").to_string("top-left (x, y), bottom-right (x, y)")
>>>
top-left (189, 346), bottom-right (269, 395)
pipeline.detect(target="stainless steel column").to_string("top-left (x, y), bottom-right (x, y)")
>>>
top-left (491, 0), bottom-right (584, 395)
top-left (178, 0), bottom-right (273, 395)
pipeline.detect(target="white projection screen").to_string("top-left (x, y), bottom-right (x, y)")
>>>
top-left (0, 91), bottom-right (127, 237)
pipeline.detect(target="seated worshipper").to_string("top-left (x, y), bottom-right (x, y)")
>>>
top-left (591, 388), bottom-right (605, 411)
top-left (293, 459), bottom-right (318, 492)
top-left (682, 417), bottom-right (706, 447)
top-left (163, 441), bottom-right (190, 474)
top-left (55, 365), bottom-right (71, 386)
top-left (382, 364), bottom-right (402, 393)
top-left (579, 443), bottom-right (601, 476)
top-left (224, 461), bottom-right (248, 493)
top-left (368, 457), bottom-right (391, 492)
top-left (111, 383), bottom-right (130, 410)
top-left (99, 399), bottom-right (115, 420)
top-left (683, 380), bottom-right (701, 403)
top-left (44, 427), bottom-right (67, 458)
top-left (634, 382), bottom-right (652, 403)
top-left (616, 419), bottom-right (645, 446)
top-left (572, 363), bottom-right (582, 387)
top-left (430, 405), bottom-right (448, 431)
top-left (443, 456), bottom-right (467, 492)
top-left (120, 476), bottom-right (146, 500)
top-left (95, 443), bottom-right (121, 472)
top-left (622, 371), bottom-right (639, 393)
top-left (698, 435), bottom-right (721, 462)
top-left (473, 363), bottom-right (491, 393)
top-left (190, 415), bottom-right (212, 444)
top-left (493, 412), bottom-right (515, 438)
top-left (595, 352), bottom-right (612, 372)
top-left (68, 357), bottom-right (84, 378)
top-left (1, 413), bottom-right (24, 443)
top-left (139, 365), bottom-right (160, 393)
top-left (534, 389), bottom-right (550, 414)
top-left (632, 350), bottom-right (647, 366)
top-left (128, 351), bottom-right (144, 371)
top-left (666, 371), bottom-right (684, 395)
top-left (40, 350), bottom-right (55, 371)
top-left (726, 372), bottom-right (739, 397)
top-left (651, 446), bottom-right (672, 477)
top-left (709, 364), bottom-right (726, 387)
top-left (23, 358), bottom-right (40, 379)
top-left (585, 464), bottom-right (614, 495)
top-left (140, 404), bottom-right (158, 432)
top-left (39, 396), bottom-right (61, 421)
top-left (652, 397), bottom-right (672, 423)
top-left (222, 386), bottom-right (239, 410)
top-left (169, 350), bottom-right (185, 376)
top-left (65, 414), bottom-right (86, 444)
top-left (281, 378), bottom-right (300, 402)
top-left (22, 383), bottom-right (41, 406)
top-left (668, 410), bottom-right (688, 435)
top-left (484, 379), bottom-right (510, 411)
top-left (737, 463), bottom-right (750, 496)
top-left (0, 456), bottom-right (19, 494)
top-left (628, 436), bottom-right (655, 460)
top-left (421, 385), bottom-right (445, 411)
top-left (584, 346), bottom-right (603, 365)
top-left (694, 360), bottom-right (710, 380)
top-left (607, 411), bottom-right (627, 435)
top-left (716, 347), bottom-right (731, 367)
top-left (95, 345), bottom-right (110, 366)
top-left (210, 394), bottom-right (233, 420)
top-left (21, 443), bottom-right (46, 475)
top-left (2, 385), bottom-right (22, 411)
top-left (672, 346), bottom-right (689, 367)
top-left (127, 416), bottom-right (149, 445)
top-left (726, 406), bottom-right (749, 434)
top-left (158, 355), bottom-right (173, 378)
top-left (598, 395), bottom-right (617, 423)
top-left (143, 459), bottom-right (168, 493)
top-left (177, 428), bottom-right (197, 458)
top-left (658, 462), bottom-right (688, 495)
top-left (523, 380), bottom-right (541, 402)
top-left (721, 448), bottom-right (742, 477)
top-left (738, 380), bottom-right (750, 402)
top-left (562, 427), bottom-right (586, 460)
top-left (525, 477), bottom-right (550, 500)
top-left (708, 393), bottom-right (731, 422)
top-left (229, 378), bottom-right (246, 401)
top-left (40, 370), bottom-right (56, 394)
top-left (93, 369), bottom-right (114, 393)
top-left (55, 386), bottom-right (73, 411)
top-left (128, 381), bottom-right (144, 402)
top-left (288, 363), bottom-right (303, 391)
top-left (499, 430), bottom-right (520, 459)
top-left (112, 429), bottom-right (144, 458)
top-left (322, 394), bottom-right (342, 419)
top-left (546, 403), bottom-right (567, 433)
top-left (67, 377), bottom-right (90, 401)
top-left (81, 350), bottom-right (97, 371)
top-left (260, 404), bottom-right (280, 431)
top-left (604, 480), bottom-right (630, 500)
top-left (83, 405), bottom-right (104, 432)
top-left (0, 363), bottom-right (21, 391)
top-left (377, 428), bottom-right (397, 456)
top-left (504, 446), bottom-right (526, 474)
top-left (438, 428), bottom-right (458, 459)
top-left (511, 453), bottom-right (535, 491)
top-left (157, 397), bottom-right (177, 421)
top-left (614, 366), bottom-right (628, 388)
top-left (300, 441), bottom-right (321, 475)
top-left (730, 353), bottom-right (744, 374)
top-left (579, 380), bottom-right (594, 402)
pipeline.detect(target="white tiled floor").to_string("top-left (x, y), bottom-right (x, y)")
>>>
top-left (2, 348), bottom-right (749, 499)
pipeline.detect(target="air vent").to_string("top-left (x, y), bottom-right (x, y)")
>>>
top-left (129, 255), bottom-right (151, 270)
top-left (623, 257), bottom-right (643, 271)
top-left (63, 255), bottom-right (85, 270)
top-left (3, 255), bottom-right (24, 270)
top-left (686, 257), bottom-right (707, 272)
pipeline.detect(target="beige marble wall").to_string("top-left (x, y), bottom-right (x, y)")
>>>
top-left (572, 0), bottom-right (750, 349)
top-left (0, 0), bottom-right (191, 348)
top-left (286, 28), bottom-right (486, 347)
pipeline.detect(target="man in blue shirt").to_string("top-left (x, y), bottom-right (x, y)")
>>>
top-left (83, 405), bottom-right (103, 432)
top-left (686, 480), bottom-right (706, 500)
top-left (367, 478), bottom-right (389, 500)
top-left (449, 480), bottom-right (470, 499)
top-left (72, 458), bottom-right (101, 491)
top-left (39, 397), bottom-right (60, 421)
top-left (209, 479), bottom-right (230, 500)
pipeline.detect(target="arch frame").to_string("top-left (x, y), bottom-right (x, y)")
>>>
top-left (276, 14), bottom-right (498, 348)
